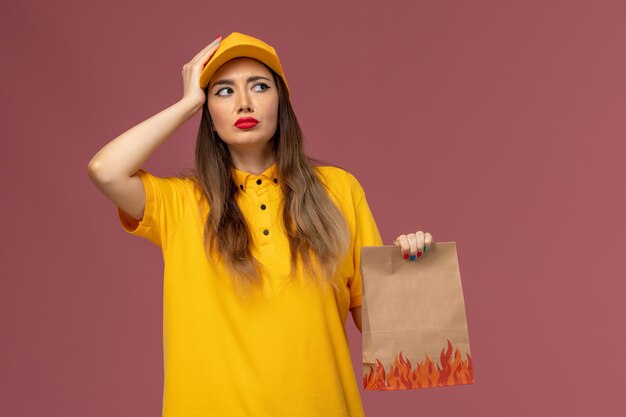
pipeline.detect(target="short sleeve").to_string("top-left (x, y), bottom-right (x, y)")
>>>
top-left (117, 169), bottom-right (188, 252)
top-left (346, 174), bottom-right (383, 309)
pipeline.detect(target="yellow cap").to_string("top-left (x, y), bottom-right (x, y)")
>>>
top-left (199, 31), bottom-right (291, 100)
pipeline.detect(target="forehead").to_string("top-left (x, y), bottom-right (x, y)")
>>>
top-left (210, 57), bottom-right (271, 81)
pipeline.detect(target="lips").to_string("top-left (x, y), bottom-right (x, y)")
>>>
top-left (234, 117), bottom-right (258, 129)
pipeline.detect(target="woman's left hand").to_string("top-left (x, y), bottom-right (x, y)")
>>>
top-left (393, 231), bottom-right (433, 261)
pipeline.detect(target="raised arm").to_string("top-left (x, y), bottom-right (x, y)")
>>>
top-left (87, 99), bottom-right (200, 219)
top-left (87, 36), bottom-right (222, 220)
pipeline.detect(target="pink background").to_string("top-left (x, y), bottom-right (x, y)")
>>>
top-left (2, 0), bottom-right (625, 416)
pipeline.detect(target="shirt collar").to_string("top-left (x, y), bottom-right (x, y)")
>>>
top-left (232, 162), bottom-right (280, 191)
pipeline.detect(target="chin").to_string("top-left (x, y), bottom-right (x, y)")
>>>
top-left (223, 132), bottom-right (273, 145)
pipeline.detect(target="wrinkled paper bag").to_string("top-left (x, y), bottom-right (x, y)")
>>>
top-left (361, 242), bottom-right (475, 390)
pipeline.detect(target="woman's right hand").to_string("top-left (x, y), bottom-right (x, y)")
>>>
top-left (180, 35), bottom-right (222, 112)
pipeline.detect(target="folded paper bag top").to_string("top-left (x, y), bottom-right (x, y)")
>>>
top-left (360, 241), bottom-right (475, 391)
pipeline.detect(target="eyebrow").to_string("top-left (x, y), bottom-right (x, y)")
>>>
top-left (211, 75), bottom-right (272, 89)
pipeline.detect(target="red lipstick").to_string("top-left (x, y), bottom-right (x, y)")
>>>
top-left (234, 117), bottom-right (259, 129)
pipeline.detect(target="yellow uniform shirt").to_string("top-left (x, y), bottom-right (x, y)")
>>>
top-left (117, 162), bottom-right (383, 417)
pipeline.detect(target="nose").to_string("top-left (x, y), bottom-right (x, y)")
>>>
top-left (237, 90), bottom-right (253, 113)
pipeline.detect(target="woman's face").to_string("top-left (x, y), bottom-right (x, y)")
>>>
top-left (207, 57), bottom-right (279, 152)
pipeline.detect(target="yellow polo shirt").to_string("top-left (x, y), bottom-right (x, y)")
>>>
top-left (117, 162), bottom-right (383, 417)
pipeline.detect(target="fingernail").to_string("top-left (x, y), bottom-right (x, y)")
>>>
top-left (417, 251), bottom-right (422, 257)
top-left (403, 253), bottom-right (409, 260)
top-left (410, 254), bottom-right (416, 261)
top-left (424, 246), bottom-right (429, 253)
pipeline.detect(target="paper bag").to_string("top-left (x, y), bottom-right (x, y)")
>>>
top-left (361, 242), bottom-right (475, 390)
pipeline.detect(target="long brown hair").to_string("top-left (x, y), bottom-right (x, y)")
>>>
top-left (178, 61), bottom-right (351, 298)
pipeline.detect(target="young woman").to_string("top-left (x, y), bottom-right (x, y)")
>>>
top-left (88, 31), bottom-right (433, 417)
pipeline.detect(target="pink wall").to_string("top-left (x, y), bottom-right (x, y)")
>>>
top-left (2, 0), bottom-right (624, 415)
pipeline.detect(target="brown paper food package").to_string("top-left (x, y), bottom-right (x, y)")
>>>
top-left (361, 242), bottom-right (475, 390)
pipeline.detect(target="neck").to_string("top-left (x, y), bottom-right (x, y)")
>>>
top-left (229, 146), bottom-right (275, 176)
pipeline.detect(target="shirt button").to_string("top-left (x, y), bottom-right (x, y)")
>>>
top-left (256, 179), bottom-right (262, 185)
top-left (239, 184), bottom-right (244, 190)
top-left (260, 204), bottom-right (266, 210)
top-left (263, 229), bottom-right (269, 235)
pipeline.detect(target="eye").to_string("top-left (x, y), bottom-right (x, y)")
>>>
top-left (215, 83), bottom-right (270, 96)
top-left (253, 83), bottom-right (270, 92)
top-left (215, 87), bottom-right (232, 96)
